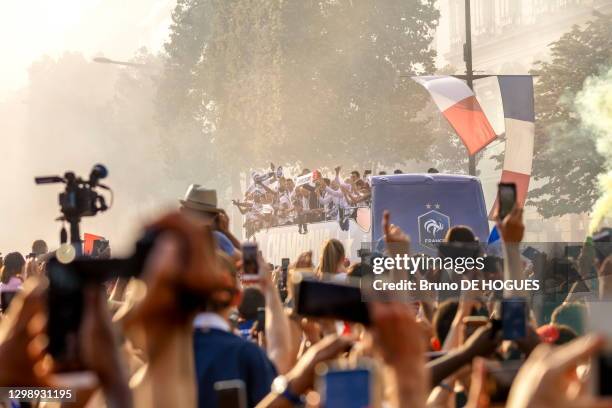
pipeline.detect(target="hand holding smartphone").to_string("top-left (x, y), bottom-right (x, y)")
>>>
top-left (242, 242), bottom-right (260, 282)
top-left (501, 298), bottom-right (527, 340)
top-left (497, 182), bottom-right (517, 220)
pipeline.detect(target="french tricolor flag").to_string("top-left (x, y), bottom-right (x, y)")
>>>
top-left (496, 76), bottom-right (535, 208)
top-left (413, 76), bottom-right (496, 155)
top-left (414, 75), bottom-right (535, 212)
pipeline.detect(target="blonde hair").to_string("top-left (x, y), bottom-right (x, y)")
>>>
top-left (316, 239), bottom-right (345, 277)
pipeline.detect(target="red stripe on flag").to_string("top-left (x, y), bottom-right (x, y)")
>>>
top-left (442, 95), bottom-right (496, 155)
top-left (488, 170), bottom-right (530, 219)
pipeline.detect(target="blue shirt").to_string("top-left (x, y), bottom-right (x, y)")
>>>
top-left (213, 231), bottom-right (235, 256)
top-left (193, 328), bottom-right (277, 408)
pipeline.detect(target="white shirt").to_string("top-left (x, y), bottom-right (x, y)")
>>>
top-left (193, 312), bottom-right (231, 332)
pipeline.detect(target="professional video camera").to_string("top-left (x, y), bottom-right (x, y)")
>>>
top-left (35, 164), bottom-right (110, 219)
top-left (35, 164), bottom-right (112, 257)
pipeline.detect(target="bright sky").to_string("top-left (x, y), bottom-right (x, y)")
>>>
top-left (0, 0), bottom-right (175, 97)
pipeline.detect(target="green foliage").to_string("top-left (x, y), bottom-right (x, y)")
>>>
top-left (529, 13), bottom-right (612, 218)
top-left (157, 0), bottom-right (441, 183)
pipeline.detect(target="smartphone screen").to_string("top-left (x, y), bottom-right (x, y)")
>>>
top-left (501, 298), bottom-right (526, 340)
top-left (598, 353), bottom-right (612, 396)
top-left (214, 380), bottom-right (247, 408)
top-left (47, 258), bottom-right (85, 369)
top-left (498, 182), bottom-right (517, 220)
top-left (242, 242), bottom-right (259, 281)
top-left (295, 278), bottom-right (370, 325)
top-left (322, 369), bottom-right (371, 408)
top-left (256, 307), bottom-right (266, 331)
top-left (91, 239), bottom-right (109, 258)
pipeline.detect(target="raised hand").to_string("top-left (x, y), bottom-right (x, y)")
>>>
top-left (383, 210), bottom-right (410, 255)
top-left (495, 206), bottom-right (524, 243)
top-left (507, 335), bottom-right (612, 408)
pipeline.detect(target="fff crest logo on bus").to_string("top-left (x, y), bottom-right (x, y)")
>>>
top-left (418, 210), bottom-right (450, 250)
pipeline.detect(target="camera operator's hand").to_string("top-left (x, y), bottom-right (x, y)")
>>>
top-left (124, 212), bottom-right (230, 332)
top-left (495, 206), bottom-right (524, 243)
top-left (0, 278), bottom-right (52, 387)
top-left (80, 286), bottom-right (132, 408)
top-left (507, 335), bottom-right (612, 408)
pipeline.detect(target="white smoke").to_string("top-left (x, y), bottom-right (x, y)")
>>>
top-left (576, 67), bottom-right (612, 233)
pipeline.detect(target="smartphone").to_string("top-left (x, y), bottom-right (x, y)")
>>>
top-left (0, 291), bottom-right (18, 312)
top-left (46, 258), bottom-right (88, 369)
top-left (214, 380), bottom-right (247, 408)
top-left (595, 353), bottom-right (612, 396)
top-left (318, 366), bottom-right (373, 408)
top-left (91, 239), bottom-right (110, 258)
top-left (501, 298), bottom-right (526, 340)
top-left (497, 182), bottom-right (517, 220)
top-left (521, 246), bottom-right (540, 262)
top-left (242, 242), bottom-right (260, 281)
top-left (588, 303), bottom-right (612, 396)
top-left (45, 229), bottom-right (159, 366)
top-left (256, 307), bottom-right (266, 332)
top-left (281, 258), bottom-right (290, 284)
top-left (295, 277), bottom-right (370, 325)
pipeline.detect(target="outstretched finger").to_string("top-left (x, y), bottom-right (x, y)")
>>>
top-left (383, 210), bottom-right (391, 239)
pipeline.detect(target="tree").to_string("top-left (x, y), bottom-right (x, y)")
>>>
top-left (157, 0), bottom-right (441, 187)
top-left (529, 13), bottom-right (611, 218)
top-left (13, 51), bottom-right (171, 251)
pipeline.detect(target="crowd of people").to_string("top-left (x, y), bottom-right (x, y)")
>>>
top-left (0, 181), bottom-right (611, 408)
top-left (232, 165), bottom-right (399, 237)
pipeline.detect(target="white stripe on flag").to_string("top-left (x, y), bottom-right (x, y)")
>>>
top-left (413, 76), bottom-right (474, 112)
top-left (502, 118), bottom-right (534, 175)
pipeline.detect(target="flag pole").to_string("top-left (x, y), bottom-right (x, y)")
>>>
top-left (464, 0), bottom-right (476, 176)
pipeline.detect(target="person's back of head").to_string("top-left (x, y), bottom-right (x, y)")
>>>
top-left (347, 262), bottom-right (365, 278)
top-left (238, 287), bottom-right (265, 321)
top-left (317, 239), bottom-right (345, 277)
top-left (554, 324), bottom-right (577, 345)
top-left (393, 169), bottom-right (403, 174)
top-left (445, 225), bottom-right (477, 243)
top-left (1, 252), bottom-right (25, 284)
top-left (551, 302), bottom-right (586, 336)
top-left (427, 168), bottom-right (439, 174)
top-left (204, 251), bottom-right (241, 314)
top-left (378, 171), bottom-right (387, 175)
top-left (31, 240), bottom-right (48, 256)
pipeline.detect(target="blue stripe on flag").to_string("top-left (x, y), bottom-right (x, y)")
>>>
top-left (498, 76), bottom-right (535, 123)
top-left (488, 225), bottom-right (500, 244)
